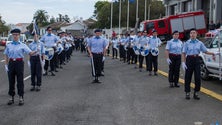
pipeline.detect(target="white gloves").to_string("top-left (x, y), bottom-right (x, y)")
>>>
top-left (102, 57), bottom-right (105, 62)
top-left (27, 60), bottom-right (31, 68)
top-left (42, 60), bottom-right (45, 66)
top-left (5, 65), bottom-right (8, 72)
top-left (182, 62), bottom-right (187, 71)
top-left (214, 52), bottom-right (220, 55)
top-left (166, 58), bottom-right (172, 65)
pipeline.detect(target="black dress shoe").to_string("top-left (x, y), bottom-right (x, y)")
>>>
top-left (7, 97), bottom-right (14, 105)
top-left (55, 70), bottom-right (58, 72)
top-left (193, 92), bottom-right (200, 100)
top-left (101, 72), bottom-right (104, 76)
top-left (154, 72), bottom-right (158, 76)
top-left (185, 92), bottom-right (190, 100)
top-left (18, 96), bottom-right (24, 106)
top-left (43, 72), bottom-right (48, 76)
top-left (51, 71), bottom-right (55, 76)
top-left (169, 83), bottom-right (174, 88)
top-left (59, 66), bottom-right (63, 69)
top-left (139, 69), bottom-right (142, 72)
top-left (92, 80), bottom-right (97, 84)
top-left (30, 86), bottom-right (35, 91)
top-left (149, 72), bottom-right (152, 76)
top-left (95, 80), bottom-right (102, 84)
top-left (174, 83), bottom-right (180, 88)
top-left (36, 86), bottom-right (41, 91)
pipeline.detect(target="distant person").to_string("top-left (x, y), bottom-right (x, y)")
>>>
top-left (209, 21), bottom-right (216, 30)
top-left (215, 20), bottom-right (221, 29)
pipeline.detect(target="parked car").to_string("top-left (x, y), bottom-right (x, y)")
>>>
top-left (0, 37), bottom-right (8, 46)
top-left (205, 28), bottom-right (222, 39)
top-left (199, 30), bottom-right (222, 80)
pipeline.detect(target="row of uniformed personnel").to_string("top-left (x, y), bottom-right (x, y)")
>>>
top-left (112, 29), bottom-right (161, 75)
top-left (4, 27), bottom-right (74, 106)
top-left (109, 28), bottom-right (218, 100)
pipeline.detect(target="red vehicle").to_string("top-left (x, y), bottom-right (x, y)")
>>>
top-left (140, 11), bottom-right (207, 40)
top-left (0, 37), bottom-right (7, 46)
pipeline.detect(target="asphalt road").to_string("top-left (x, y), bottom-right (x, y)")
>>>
top-left (0, 50), bottom-right (222, 125)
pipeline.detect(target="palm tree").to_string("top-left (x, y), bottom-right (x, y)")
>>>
top-left (33, 10), bottom-right (49, 27)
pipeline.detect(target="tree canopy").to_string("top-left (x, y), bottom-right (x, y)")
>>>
top-left (92, 0), bottom-right (165, 29)
top-left (0, 15), bottom-right (9, 36)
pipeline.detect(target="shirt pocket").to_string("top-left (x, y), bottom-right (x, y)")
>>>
top-left (171, 44), bottom-right (177, 50)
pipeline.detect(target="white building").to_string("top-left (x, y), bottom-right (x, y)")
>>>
top-left (163, 0), bottom-right (222, 24)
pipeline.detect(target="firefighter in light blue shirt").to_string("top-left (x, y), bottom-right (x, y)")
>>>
top-left (138, 30), bottom-right (149, 71)
top-left (87, 29), bottom-right (107, 83)
top-left (4, 29), bottom-right (37, 106)
top-left (182, 28), bottom-right (218, 100)
top-left (119, 34), bottom-right (127, 62)
top-left (112, 37), bottom-right (118, 59)
top-left (147, 29), bottom-right (162, 75)
top-left (28, 33), bottom-right (45, 92)
top-left (40, 26), bottom-right (59, 76)
top-left (165, 31), bottom-right (183, 88)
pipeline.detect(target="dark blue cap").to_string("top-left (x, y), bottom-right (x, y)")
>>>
top-left (190, 28), bottom-right (197, 32)
top-left (94, 29), bottom-right (101, 33)
top-left (172, 30), bottom-right (179, 35)
top-left (10, 28), bottom-right (21, 34)
top-left (152, 29), bottom-right (157, 33)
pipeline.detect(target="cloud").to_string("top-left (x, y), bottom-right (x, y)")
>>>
top-left (0, 0), bottom-right (100, 24)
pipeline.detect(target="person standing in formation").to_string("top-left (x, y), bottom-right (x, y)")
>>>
top-left (147, 29), bottom-right (162, 76)
top-left (87, 29), bottom-right (107, 83)
top-left (28, 33), bottom-right (45, 92)
top-left (40, 26), bottom-right (59, 76)
top-left (165, 31), bottom-right (183, 88)
top-left (182, 28), bottom-right (218, 100)
top-left (138, 30), bottom-right (149, 72)
top-left (4, 29), bottom-right (37, 106)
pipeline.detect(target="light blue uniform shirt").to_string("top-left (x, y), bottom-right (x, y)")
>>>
top-left (182, 39), bottom-right (207, 55)
top-left (148, 36), bottom-right (162, 49)
top-left (134, 36), bottom-right (141, 44)
top-left (29, 41), bottom-right (45, 56)
top-left (88, 36), bottom-right (107, 53)
top-left (4, 41), bottom-right (32, 59)
top-left (138, 36), bottom-right (149, 46)
top-left (40, 33), bottom-right (58, 47)
top-left (119, 37), bottom-right (127, 45)
top-left (112, 39), bottom-right (118, 47)
top-left (165, 39), bottom-right (183, 54)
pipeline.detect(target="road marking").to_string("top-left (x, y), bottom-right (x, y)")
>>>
top-left (110, 55), bottom-right (222, 101)
top-left (147, 65), bottom-right (222, 102)
top-left (24, 75), bottom-right (31, 81)
top-left (1, 60), bottom-right (5, 62)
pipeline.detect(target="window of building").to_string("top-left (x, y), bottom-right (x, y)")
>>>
top-left (146, 22), bottom-right (154, 31)
top-left (158, 20), bottom-right (165, 28)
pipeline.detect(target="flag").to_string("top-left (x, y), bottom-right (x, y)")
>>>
top-left (32, 20), bottom-right (39, 35)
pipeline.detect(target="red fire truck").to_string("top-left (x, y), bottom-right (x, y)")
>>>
top-left (139, 11), bottom-right (207, 40)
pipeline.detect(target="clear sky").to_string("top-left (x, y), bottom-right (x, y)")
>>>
top-left (0, 0), bottom-right (101, 24)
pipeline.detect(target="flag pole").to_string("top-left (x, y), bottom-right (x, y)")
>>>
top-left (144, 0), bottom-right (147, 20)
top-left (119, 0), bottom-right (121, 36)
top-left (111, 1), bottom-right (113, 32)
top-left (127, 0), bottom-right (129, 31)
top-left (136, 0), bottom-right (138, 21)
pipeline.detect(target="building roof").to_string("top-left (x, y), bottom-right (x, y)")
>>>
top-left (44, 21), bottom-right (71, 30)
